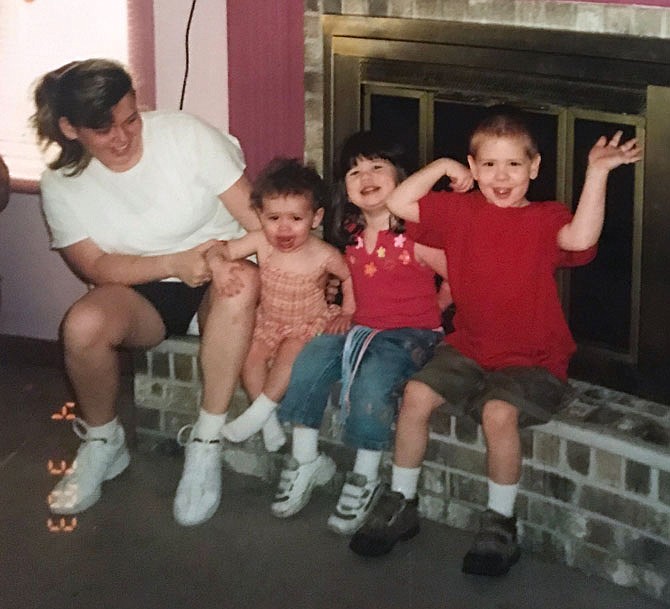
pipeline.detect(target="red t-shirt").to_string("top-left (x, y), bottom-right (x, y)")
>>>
top-left (407, 190), bottom-right (596, 380)
top-left (346, 229), bottom-right (441, 330)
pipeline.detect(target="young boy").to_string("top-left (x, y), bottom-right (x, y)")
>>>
top-left (348, 106), bottom-right (642, 576)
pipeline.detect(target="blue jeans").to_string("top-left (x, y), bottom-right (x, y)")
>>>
top-left (279, 327), bottom-right (442, 451)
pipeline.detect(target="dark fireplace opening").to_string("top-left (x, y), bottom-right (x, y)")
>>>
top-left (324, 15), bottom-right (670, 402)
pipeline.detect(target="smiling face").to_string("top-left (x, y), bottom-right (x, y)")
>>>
top-left (468, 135), bottom-right (541, 208)
top-left (344, 156), bottom-right (399, 214)
top-left (259, 194), bottom-right (324, 252)
top-left (58, 92), bottom-right (143, 172)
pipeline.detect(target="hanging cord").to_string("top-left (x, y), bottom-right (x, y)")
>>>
top-left (179, 0), bottom-right (198, 110)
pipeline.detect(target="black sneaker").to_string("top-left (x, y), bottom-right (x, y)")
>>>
top-left (462, 509), bottom-right (521, 576)
top-left (348, 485), bottom-right (419, 557)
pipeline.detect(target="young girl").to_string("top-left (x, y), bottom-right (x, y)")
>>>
top-left (269, 131), bottom-right (472, 534)
top-left (213, 158), bottom-right (355, 451)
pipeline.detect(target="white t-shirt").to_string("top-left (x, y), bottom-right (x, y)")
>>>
top-left (41, 111), bottom-right (248, 255)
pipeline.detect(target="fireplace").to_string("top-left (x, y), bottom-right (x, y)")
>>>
top-left (318, 14), bottom-right (670, 403)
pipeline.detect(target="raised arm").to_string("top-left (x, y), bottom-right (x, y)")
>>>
top-left (386, 158), bottom-right (472, 222)
top-left (557, 131), bottom-right (642, 251)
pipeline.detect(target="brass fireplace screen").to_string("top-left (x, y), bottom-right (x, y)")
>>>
top-left (323, 15), bottom-right (670, 402)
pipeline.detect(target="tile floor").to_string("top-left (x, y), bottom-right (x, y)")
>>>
top-left (0, 362), bottom-right (667, 609)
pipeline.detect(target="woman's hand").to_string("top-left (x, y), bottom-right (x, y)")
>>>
top-left (170, 240), bottom-right (217, 287)
top-left (325, 274), bottom-right (341, 304)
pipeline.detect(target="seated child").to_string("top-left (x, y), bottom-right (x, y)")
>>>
top-left (349, 106), bottom-right (642, 576)
top-left (214, 158), bottom-right (354, 451)
top-left (268, 131), bottom-right (471, 534)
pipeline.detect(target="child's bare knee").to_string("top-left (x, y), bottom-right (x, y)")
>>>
top-left (481, 399), bottom-right (519, 434)
top-left (401, 380), bottom-right (442, 420)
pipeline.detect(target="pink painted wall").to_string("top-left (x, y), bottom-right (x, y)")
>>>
top-left (226, 1), bottom-right (305, 180)
top-left (153, 0), bottom-right (229, 133)
top-left (127, 0), bottom-right (156, 111)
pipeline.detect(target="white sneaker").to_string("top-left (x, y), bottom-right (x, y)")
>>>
top-left (271, 454), bottom-right (336, 518)
top-left (327, 472), bottom-right (383, 535)
top-left (173, 425), bottom-right (223, 526)
top-left (48, 418), bottom-right (130, 515)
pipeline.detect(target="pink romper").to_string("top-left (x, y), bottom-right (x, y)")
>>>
top-left (252, 260), bottom-right (341, 351)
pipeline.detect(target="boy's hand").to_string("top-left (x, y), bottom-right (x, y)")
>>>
top-left (444, 159), bottom-right (474, 193)
top-left (588, 131), bottom-right (643, 172)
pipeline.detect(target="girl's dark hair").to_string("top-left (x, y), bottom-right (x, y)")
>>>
top-left (469, 104), bottom-right (539, 159)
top-left (326, 131), bottom-right (408, 249)
top-left (251, 157), bottom-right (328, 212)
top-left (31, 58), bottom-right (134, 176)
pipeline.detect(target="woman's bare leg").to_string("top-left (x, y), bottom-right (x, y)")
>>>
top-left (61, 284), bottom-right (165, 425)
top-left (197, 261), bottom-right (260, 415)
top-left (174, 261), bottom-right (259, 526)
top-left (50, 284), bottom-right (165, 515)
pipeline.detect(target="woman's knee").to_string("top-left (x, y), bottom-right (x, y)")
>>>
top-left (61, 286), bottom-right (143, 350)
top-left (62, 297), bottom-right (112, 349)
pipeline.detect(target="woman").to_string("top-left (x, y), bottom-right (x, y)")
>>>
top-left (33, 58), bottom-right (260, 526)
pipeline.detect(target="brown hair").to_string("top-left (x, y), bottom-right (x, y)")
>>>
top-left (31, 58), bottom-right (134, 176)
top-left (469, 105), bottom-right (539, 159)
top-left (251, 157), bottom-right (328, 212)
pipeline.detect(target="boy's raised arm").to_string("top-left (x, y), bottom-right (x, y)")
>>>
top-left (386, 158), bottom-right (472, 223)
top-left (558, 131), bottom-right (642, 251)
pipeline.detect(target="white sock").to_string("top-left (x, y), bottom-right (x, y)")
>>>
top-left (353, 449), bottom-right (382, 483)
top-left (261, 411), bottom-right (287, 452)
top-left (391, 464), bottom-right (420, 500)
top-left (487, 480), bottom-right (518, 518)
top-left (291, 426), bottom-right (319, 465)
top-left (222, 393), bottom-right (277, 443)
top-left (88, 417), bottom-right (120, 440)
top-left (193, 409), bottom-right (227, 440)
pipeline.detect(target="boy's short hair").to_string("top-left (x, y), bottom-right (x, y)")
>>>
top-left (251, 157), bottom-right (328, 212)
top-left (469, 105), bottom-right (540, 159)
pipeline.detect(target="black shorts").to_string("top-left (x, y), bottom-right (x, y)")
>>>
top-left (412, 344), bottom-right (574, 428)
top-left (132, 281), bottom-right (208, 337)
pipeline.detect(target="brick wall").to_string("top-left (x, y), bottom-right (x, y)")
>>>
top-left (134, 336), bottom-right (670, 602)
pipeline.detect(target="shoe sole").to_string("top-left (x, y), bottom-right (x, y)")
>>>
top-left (49, 447), bottom-right (130, 515)
top-left (349, 522), bottom-right (420, 557)
top-left (461, 546), bottom-right (521, 576)
top-left (271, 457), bottom-right (336, 519)
top-left (174, 493), bottom-right (221, 527)
top-left (327, 483), bottom-right (384, 536)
